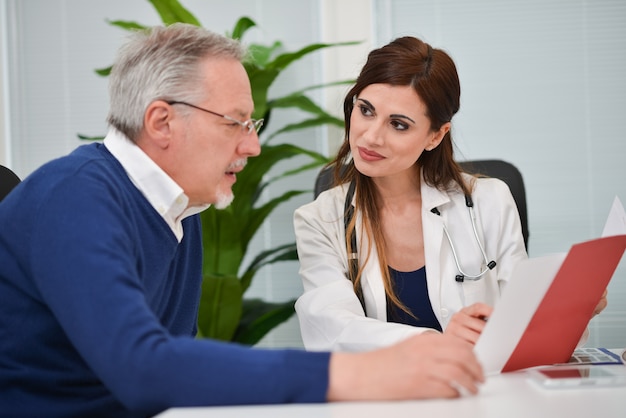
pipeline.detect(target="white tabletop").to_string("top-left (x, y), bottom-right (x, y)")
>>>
top-left (156, 362), bottom-right (626, 418)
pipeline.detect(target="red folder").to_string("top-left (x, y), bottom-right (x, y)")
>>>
top-left (502, 235), bottom-right (626, 372)
top-left (475, 235), bottom-right (626, 374)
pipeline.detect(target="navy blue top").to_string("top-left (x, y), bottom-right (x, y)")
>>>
top-left (386, 266), bottom-right (443, 332)
top-left (0, 143), bottom-right (330, 418)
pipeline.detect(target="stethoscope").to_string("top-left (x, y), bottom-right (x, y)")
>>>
top-left (430, 194), bottom-right (497, 282)
top-left (343, 182), bottom-right (497, 292)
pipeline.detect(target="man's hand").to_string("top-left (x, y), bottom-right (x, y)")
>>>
top-left (327, 333), bottom-right (484, 401)
top-left (444, 303), bottom-right (493, 345)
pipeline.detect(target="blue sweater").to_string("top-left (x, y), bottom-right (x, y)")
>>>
top-left (0, 144), bottom-right (329, 417)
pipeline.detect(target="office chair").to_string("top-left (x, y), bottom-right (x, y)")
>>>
top-left (457, 159), bottom-right (528, 250)
top-left (0, 165), bottom-right (21, 202)
top-left (313, 159), bottom-right (529, 250)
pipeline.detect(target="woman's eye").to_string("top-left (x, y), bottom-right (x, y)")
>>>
top-left (390, 120), bottom-right (409, 131)
top-left (359, 105), bottom-right (373, 117)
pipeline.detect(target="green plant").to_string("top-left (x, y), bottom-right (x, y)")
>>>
top-left (82, 0), bottom-right (357, 345)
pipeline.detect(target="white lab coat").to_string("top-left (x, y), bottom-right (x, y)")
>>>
top-left (294, 172), bottom-right (528, 352)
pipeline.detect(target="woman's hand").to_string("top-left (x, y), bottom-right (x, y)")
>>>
top-left (444, 303), bottom-right (493, 345)
top-left (593, 289), bottom-right (608, 316)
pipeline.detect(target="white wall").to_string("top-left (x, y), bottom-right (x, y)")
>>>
top-left (0, 0), bottom-right (8, 165)
top-left (1, 0), bottom-right (625, 350)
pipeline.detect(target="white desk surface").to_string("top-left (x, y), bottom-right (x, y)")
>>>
top-left (156, 363), bottom-right (626, 418)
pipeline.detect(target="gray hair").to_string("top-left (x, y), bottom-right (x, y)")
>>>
top-left (106, 23), bottom-right (247, 141)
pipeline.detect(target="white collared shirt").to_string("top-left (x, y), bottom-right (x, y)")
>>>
top-left (103, 128), bottom-right (209, 242)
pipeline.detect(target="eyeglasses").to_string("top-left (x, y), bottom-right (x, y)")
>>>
top-left (166, 100), bottom-right (264, 135)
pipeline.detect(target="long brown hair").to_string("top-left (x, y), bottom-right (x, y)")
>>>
top-left (331, 36), bottom-right (472, 313)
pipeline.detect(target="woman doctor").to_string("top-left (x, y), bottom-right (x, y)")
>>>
top-left (294, 36), bottom-right (608, 352)
top-left (293, 36), bottom-right (528, 352)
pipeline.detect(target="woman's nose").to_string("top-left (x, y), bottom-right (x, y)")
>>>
top-left (361, 122), bottom-right (385, 146)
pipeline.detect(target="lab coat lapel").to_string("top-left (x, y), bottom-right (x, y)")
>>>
top-left (421, 173), bottom-right (451, 320)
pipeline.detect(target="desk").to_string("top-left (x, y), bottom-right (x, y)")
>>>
top-left (156, 365), bottom-right (626, 418)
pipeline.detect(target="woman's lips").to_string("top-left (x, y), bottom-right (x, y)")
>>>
top-left (358, 146), bottom-right (384, 162)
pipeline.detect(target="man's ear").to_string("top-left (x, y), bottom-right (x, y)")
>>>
top-left (143, 100), bottom-right (173, 149)
top-left (425, 122), bottom-right (451, 151)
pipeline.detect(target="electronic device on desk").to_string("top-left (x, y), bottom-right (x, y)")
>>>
top-left (527, 364), bottom-right (626, 389)
top-left (568, 347), bottom-right (624, 365)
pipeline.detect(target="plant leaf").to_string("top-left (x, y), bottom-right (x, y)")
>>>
top-left (232, 143), bottom-right (324, 210)
top-left (246, 64), bottom-right (280, 119)
top-left (268, 94), bottom-right (330, 116)
top-left (106, 19), bottom-right (148, 31)
top-left (233, 299), bottom-right (297, 345)
top-left (267, 115), bottom-right (344, 141)
top-left (200, 208), bottom-right (246, 276)
top-left (199, 142), bottom-right (326, 280)
top-left (94, 66), bottom-right (112, 77)
top-left (267, 41), bottom-right (359, 71)
top-left (246, 41), bottom-right (283, 68)
top-left (240, 243), bottom-right (298, 291)
top-left (229, 17), bottom-right (256, 40)
top-left (77, 134), bottom-right (105, 141)
top-left (293, 79), bottom-right (356, 95)
top-left (263, 160), bottom-right (329, 187)
top-left (197, 274), bottom-right (243, 341)
top-left (148, 0), bottom-right (201, 26)
top-left (239, 189), bottom-right (306, 249)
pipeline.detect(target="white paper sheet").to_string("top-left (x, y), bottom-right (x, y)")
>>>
top-left (602, 196), bottom-right (626, 237)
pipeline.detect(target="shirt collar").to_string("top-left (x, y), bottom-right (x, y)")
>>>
top-left (103, 128), bottom-right (209, 242)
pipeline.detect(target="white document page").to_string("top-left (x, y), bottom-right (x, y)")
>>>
top-left (602, 196), bottom-right (626, 359)
top-left (602, 196), bottom-right (626, 237)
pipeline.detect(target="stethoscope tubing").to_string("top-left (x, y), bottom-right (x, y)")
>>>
top-left (441, 204), bottom-right (494, 281)
top-left (344, 181), bottom-right (496, 286)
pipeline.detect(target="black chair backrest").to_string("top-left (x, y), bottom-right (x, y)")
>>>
top-left (313, 159), bottom-right (529, 250)
top-left (458, 159), bottom-right (528, 250)
top-left (0, 165), bottom-right (21, 202)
